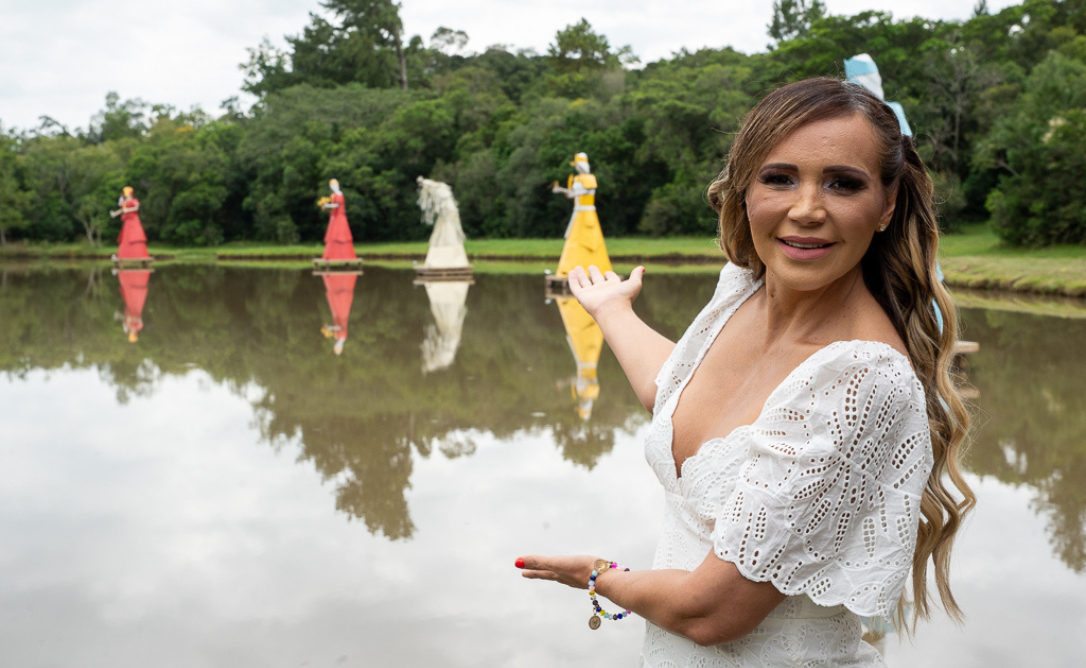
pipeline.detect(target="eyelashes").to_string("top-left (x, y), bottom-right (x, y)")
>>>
top-left (760, 173), bottom-right (793, 186)
top-left (828, 177), bottom-right (866, 192)
top-left (757, 172), bottom-right (868, 192)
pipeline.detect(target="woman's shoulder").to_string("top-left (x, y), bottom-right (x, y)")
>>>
top-left (810, 338), bottom-right (913, 372)
top-left (717, 261), bottom-right (754, 284)
top-left (795, 339), bottom-right (922, 404)
top-left (710, 262), bottom-right (760, 301)
top-left (762, 339), bottom-right (928, 444)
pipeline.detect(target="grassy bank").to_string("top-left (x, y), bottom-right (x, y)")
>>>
top-left (4, 226), bottom-right (1084, 296)
top-left (0, 237), bottom-right (721, 261)
top-left (938, 225), bottom-right (1086, 297)
top-left (210, 236), bottom-right (724, 261)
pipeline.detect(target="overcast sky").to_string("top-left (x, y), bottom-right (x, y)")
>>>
top-left (0, 0), bottom-right (1020, 133)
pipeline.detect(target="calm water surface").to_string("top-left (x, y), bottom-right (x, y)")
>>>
top-left (1, 263), bottom-right (1085, 667)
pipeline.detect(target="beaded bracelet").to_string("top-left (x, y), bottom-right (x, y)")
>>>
top-left (587, 559), bottom-right (632, 630)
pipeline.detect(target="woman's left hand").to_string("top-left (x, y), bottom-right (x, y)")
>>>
top-left (515, 554), bottom-right (600, 590)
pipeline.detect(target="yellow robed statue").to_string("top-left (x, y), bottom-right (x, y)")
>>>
top-left (551, 152), bottom-right (613, 277)
top-left (555, 295), bottom-right (604, 420)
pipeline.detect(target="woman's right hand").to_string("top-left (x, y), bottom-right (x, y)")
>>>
top-left (568, 265), bottom-right (645, 322)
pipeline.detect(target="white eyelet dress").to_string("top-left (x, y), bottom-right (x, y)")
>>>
top-left (638, 264), bottom-right (934, 667)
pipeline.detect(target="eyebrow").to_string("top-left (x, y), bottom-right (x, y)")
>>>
top-left (760, 162), bottom-right (870, 177)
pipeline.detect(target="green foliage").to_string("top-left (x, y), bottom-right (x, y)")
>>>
top-left (0, 133), bottom-right (30, 246)
top-left (768, 0), bottom-right (827, 43)
top-left (545, 19), bottom-right (636, 99)
top-left (19, 134), bottom-right (125, 243)
top-left (930, 170), bottom-right (967, 231)
top-left (7, 1), bottom-right (1086, 247)
top-left (242, 0), bottom-right (408, 96)
top-left (979, 51), bottom-right (1086, 245)
top-left (126, 118), bottom-right (232, 245)
top-left (87, 92), bottom-right (149, 144)
top-left (71, 144), bottom-right (124, 246)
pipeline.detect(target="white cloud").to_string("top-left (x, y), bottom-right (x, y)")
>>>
top-left (0, 0), bottom-right (1023, 132)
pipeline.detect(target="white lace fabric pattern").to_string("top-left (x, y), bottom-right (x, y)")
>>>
top-left (638, 264), bottom-right (934, 668)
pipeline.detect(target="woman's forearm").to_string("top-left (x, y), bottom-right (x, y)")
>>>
top-left (593, 557), bottom-right (784, 646)
top-left (592, 302), bottom-right (673, 412)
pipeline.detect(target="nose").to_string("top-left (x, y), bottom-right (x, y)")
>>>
top-left (788, 182), bottom-right (826, 225)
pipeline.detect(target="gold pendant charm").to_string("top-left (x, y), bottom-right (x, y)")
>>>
top-left (592, 559), bottom-right (610, 573)
top-left (588, 615), bottom-right (602, 630)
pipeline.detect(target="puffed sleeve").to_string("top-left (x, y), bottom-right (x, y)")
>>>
top-left (712, 341), bottom-right (933, 618)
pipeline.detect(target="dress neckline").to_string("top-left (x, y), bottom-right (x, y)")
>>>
top-left (663, 275), bottom-right (910, 481)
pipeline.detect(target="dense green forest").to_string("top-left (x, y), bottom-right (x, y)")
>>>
top-left (2, 0), bottom-right (1085, 247)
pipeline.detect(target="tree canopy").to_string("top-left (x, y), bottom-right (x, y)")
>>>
top-left (3, 0), bottom-right (1086, 247)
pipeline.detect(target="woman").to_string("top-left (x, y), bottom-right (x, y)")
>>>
top-left (110, 186), bottom-right (150, 260)
top-left (516, 78), bottom-right (974, 666)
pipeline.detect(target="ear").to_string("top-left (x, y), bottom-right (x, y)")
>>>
top-left (879, 183), bottom-right (899, 229)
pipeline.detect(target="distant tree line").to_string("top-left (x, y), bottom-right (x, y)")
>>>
top-left (1, 0), bottom-right (1085, 247)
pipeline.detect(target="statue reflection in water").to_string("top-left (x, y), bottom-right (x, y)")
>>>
top-left (415, 175), bottom-right (473, 373)
top-left (113, 268), bottom-right (152, 342)
top-left (554, 295), bottom-right (604, 420)
top-left (420, 280), bottom-right (471, 373)
top-left (319, 272), bottom-right (358, 355)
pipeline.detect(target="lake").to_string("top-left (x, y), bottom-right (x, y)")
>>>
top-left (1, 262), bottom-right (1085, 667)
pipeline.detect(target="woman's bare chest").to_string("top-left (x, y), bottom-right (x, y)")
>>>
top-left (669, 329), bottom-right (817, 475)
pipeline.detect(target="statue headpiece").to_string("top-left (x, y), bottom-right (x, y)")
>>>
top-left (569, 152), bottom-right (589, 166)
top-left (122, 186), bottom-right (134, 197)
top-left (329, 179), bottom-right (339, 187)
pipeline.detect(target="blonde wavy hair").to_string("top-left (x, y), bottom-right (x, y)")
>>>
top-left (707, 77), bottom-right (975, 628)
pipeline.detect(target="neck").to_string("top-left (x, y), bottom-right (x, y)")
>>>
top-left (758, 266), bottom-right (867, 346)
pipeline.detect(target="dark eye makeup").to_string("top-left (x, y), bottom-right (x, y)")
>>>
top-left (756, 167), bottom-right (869, 193)
top-left (759, 171), bottom-right (794, 186)
top-left (827, 176), bottom-right (867, 192)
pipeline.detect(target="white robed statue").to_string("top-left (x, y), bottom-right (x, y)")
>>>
top-left (421, 281), bottom-right (470, 373)
top-left (416, 177), bottom-right (470, 270)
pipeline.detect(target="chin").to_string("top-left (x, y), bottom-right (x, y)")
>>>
top-left (765, 256), bottom-right (854, 292)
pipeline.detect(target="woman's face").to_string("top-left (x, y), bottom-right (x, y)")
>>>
top-left (745, 113), bottom-right (896, 294)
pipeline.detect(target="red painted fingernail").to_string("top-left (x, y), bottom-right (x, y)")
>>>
top-left (515, 558), bottom-right (526, 569)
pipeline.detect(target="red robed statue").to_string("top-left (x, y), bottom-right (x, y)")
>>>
top-left (110, 186), bottom-right (150, 260)
top-left (117, 269), bottom-right (151, 343)
top-left (320, 179), bottom-right (357, 260)
top-left (320, 273), bottom-right (357, 355)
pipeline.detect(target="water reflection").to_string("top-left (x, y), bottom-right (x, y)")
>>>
top-left (115, 268), bottom-right (152, 343)
top-left (318, 271), bottom-right (359, 356)
top-left (0, 265), bottom-right (675, 537)
top-left (2, 263), bottom-right (1086, 666)
top-left (419, 279), bottom-right (471, 373)
top-left (960, 307), bottom-right (1086, 572)
top-left (2, 264), bottom-right (1085, 567)
top-left (554, 295), bottom-right (604, 420)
